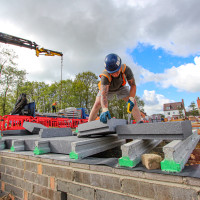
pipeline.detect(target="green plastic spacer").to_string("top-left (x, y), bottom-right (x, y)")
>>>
top-left (75, 128), bottom-right (79, 133)
top-left (33, 147), bottom-right (49, 155)
top-left (161, 160), bottom-right (182, 172)
top-left (10, 146), bottom-right (15, 152)
top-left (69, 151), bottom-right (79, 160)
top-left (118, 156), bottom-right (139, 168)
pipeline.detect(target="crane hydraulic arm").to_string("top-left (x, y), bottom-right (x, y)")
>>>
top-left (0, 32), bottom-right (63, 57)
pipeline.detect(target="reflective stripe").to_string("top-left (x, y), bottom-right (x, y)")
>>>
top-left (99, 70), bottom-right (112, 82)
top-left (121, 64), bottom-right (126, 86)
top-left (98, 64), bottom-right (127, 90)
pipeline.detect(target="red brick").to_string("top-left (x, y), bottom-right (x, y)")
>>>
top-left (1, 181), bottom-right (5, 192)
top-left (50, 176), bottom-right (55, 190)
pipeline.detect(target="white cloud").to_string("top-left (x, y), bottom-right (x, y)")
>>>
top-left (0, 0), bottom-right (200, 83)
top-left (141, 56), bottom-right (200, 92)
top-left (142, 90), bottom-right (174, 115)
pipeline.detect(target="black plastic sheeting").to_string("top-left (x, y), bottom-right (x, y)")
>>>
top-left (118, 162), bottom-right (200, 178)
top-left (2, 150), bottom-right (200, 179)
top-left (69, 157), bottom-right (200, 179)
top-left (35, 153), bottom-right (200, 179)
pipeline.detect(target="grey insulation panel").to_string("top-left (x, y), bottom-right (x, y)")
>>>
top-left (117, 121), bottom-right (192, 140)
top-left (77, 119), bottom-right (127, 137)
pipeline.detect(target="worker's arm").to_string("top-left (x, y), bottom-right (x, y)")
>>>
top-left (101, 84), bottom-right (109, 110)
top-left (128, 78), bottom-right (136, 98)
top-left (100, 84), bottom-right (111, 123)
top-left (127, 78), bottom-right (136, 113)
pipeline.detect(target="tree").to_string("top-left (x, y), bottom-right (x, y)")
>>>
top-left (0, 46), bottom-right (17, 79)
top-left (189, 101), bottom-right (197, 111)
top-left (61, 79), bottom-right (74, 108)
top-left (0, 48), bottom-right (26, 115)
top-left (186, 101), bottom-right (199, 116)
top-left (178, 108), bottom-right (184, 118)
top-left (73, 71), bottom-right (98, 111)
top-left (109, 95), bottom-right (145, 119)
top-left (19, 81), bottom-right (50, 113)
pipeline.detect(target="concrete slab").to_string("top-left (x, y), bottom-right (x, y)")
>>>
top-left (0, 140), bottom-right (5, 150)
top-left (39, 127), bottom-right (72, 138)
top-left (161, 130), bottom-right (200, 172)
top-left (119, 139), bottom-right (162, 167)
top-left (77, 119), bottom-right (127, 137)
top-left (2, 129), bottom-right (32, 136)
top-left (43, 136), bottom-right (82, 154)
top-left (70, 135), bottom-right (125, 159)
top-left (117, 121), bottom-right (193, 140)
top-left (23, 121), bottom-right (47, 134)
top-left (3, 134), bottom-right (125, 159)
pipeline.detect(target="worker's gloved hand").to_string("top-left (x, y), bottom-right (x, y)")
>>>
top-left (100, 108), bottom-right (111, 123)
top-left (127, 97), bottom-right (135, 113)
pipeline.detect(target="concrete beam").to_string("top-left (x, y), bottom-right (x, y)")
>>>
top-left (33, 136), bottom-right (96, 155)
top-left (70, 135), bottom-right (125, 159)
top-left (2, 129), bottom-right (32, 136)
top-left (2, 135), bottom-right (39, 149)
top-left (23, 122), bottom-right (47, 134)
top-left (119, 139), bottom-right (162, 168)
top-left (117, 121), bottom-right (193, 140)
top-left (34, 140), bottom-right (51, 155)
top-left (11, 140), bottom-right (25, 152)
top-left (10, 136), bottom-right (40, 152)
top-left (39, 127), bottom-right (72, 138)
top-left (161, 130), bottom-right (200, 172)
top-left (77, 119), bottom-right (127, 137)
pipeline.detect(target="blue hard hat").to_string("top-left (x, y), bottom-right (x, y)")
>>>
top-left (104, 53), bottom-right (121, 73)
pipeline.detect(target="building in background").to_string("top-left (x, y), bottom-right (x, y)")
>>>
top-left (163, 99), bottom-right (186, 120)
top-left (197, 97), bottom-right (200, 115)
top-left (150, 114), bottom-right (162, 122)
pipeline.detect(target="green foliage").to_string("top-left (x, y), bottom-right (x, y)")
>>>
top-left (109, 95), bottom-right (145, 119)
top-left (73, 71), bottom-right (98, 111)
top-left (0, 46), bottom-right (145, 117)
top-left (186, 101), bottom-right (199, 116)
top-left (0, 47), bottom-right (26, 115)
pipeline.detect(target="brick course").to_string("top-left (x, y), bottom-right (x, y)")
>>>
top-left (0, 152), bottom-right (200, 200)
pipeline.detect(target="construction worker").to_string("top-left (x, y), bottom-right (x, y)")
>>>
top-left (88, 53), bottom-right (142, 123)
top-left (52, 101), bottom-right (57, 113)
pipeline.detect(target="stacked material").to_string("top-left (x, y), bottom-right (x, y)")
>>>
top-left (117, 120), bottom-right (199, 172)
top-left (1, 119), bottom-right (198, 173)
top-left (64, 107), bottom-right (79, 118)
top-left (117, 121), bottom-right (193, 140)
top-left (77, 119), bottom-right (127, 137)
top-left (1, 119), bottom-right (125, 160)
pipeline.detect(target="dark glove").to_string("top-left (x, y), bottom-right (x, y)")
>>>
top-left (100, 109), bottom-right (111, 123)
top-left (127, 97), bottom-right (135, 113)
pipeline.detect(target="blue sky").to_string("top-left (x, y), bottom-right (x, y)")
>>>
top-left (1, 0), bottom-right (200, 115)
top-left (131, 43), bottom-right (200, 114)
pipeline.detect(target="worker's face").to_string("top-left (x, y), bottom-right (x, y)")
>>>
top-left (110, 69), bottom-right (120, 77)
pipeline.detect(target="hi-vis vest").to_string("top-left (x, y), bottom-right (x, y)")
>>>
top-left (98, 64), bottom-right (127, 90)
top-left (52, 102), bottom-right (57, 106)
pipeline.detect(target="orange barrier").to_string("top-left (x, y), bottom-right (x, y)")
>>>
top-left (0, 115), bottom-right (88, 131)
top-left (1, 115), bottom-right (33, 131)
top-left (131, 120), bottom-right (149, 124)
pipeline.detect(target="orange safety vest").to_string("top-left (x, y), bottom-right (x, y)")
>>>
top-left (98, 64), bottom-right (127, 90)
top-left (52, 102), bottom-right (57, 106)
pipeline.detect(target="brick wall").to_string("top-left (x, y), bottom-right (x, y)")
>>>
top-left (0, 151), bottom-right (200, 200)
